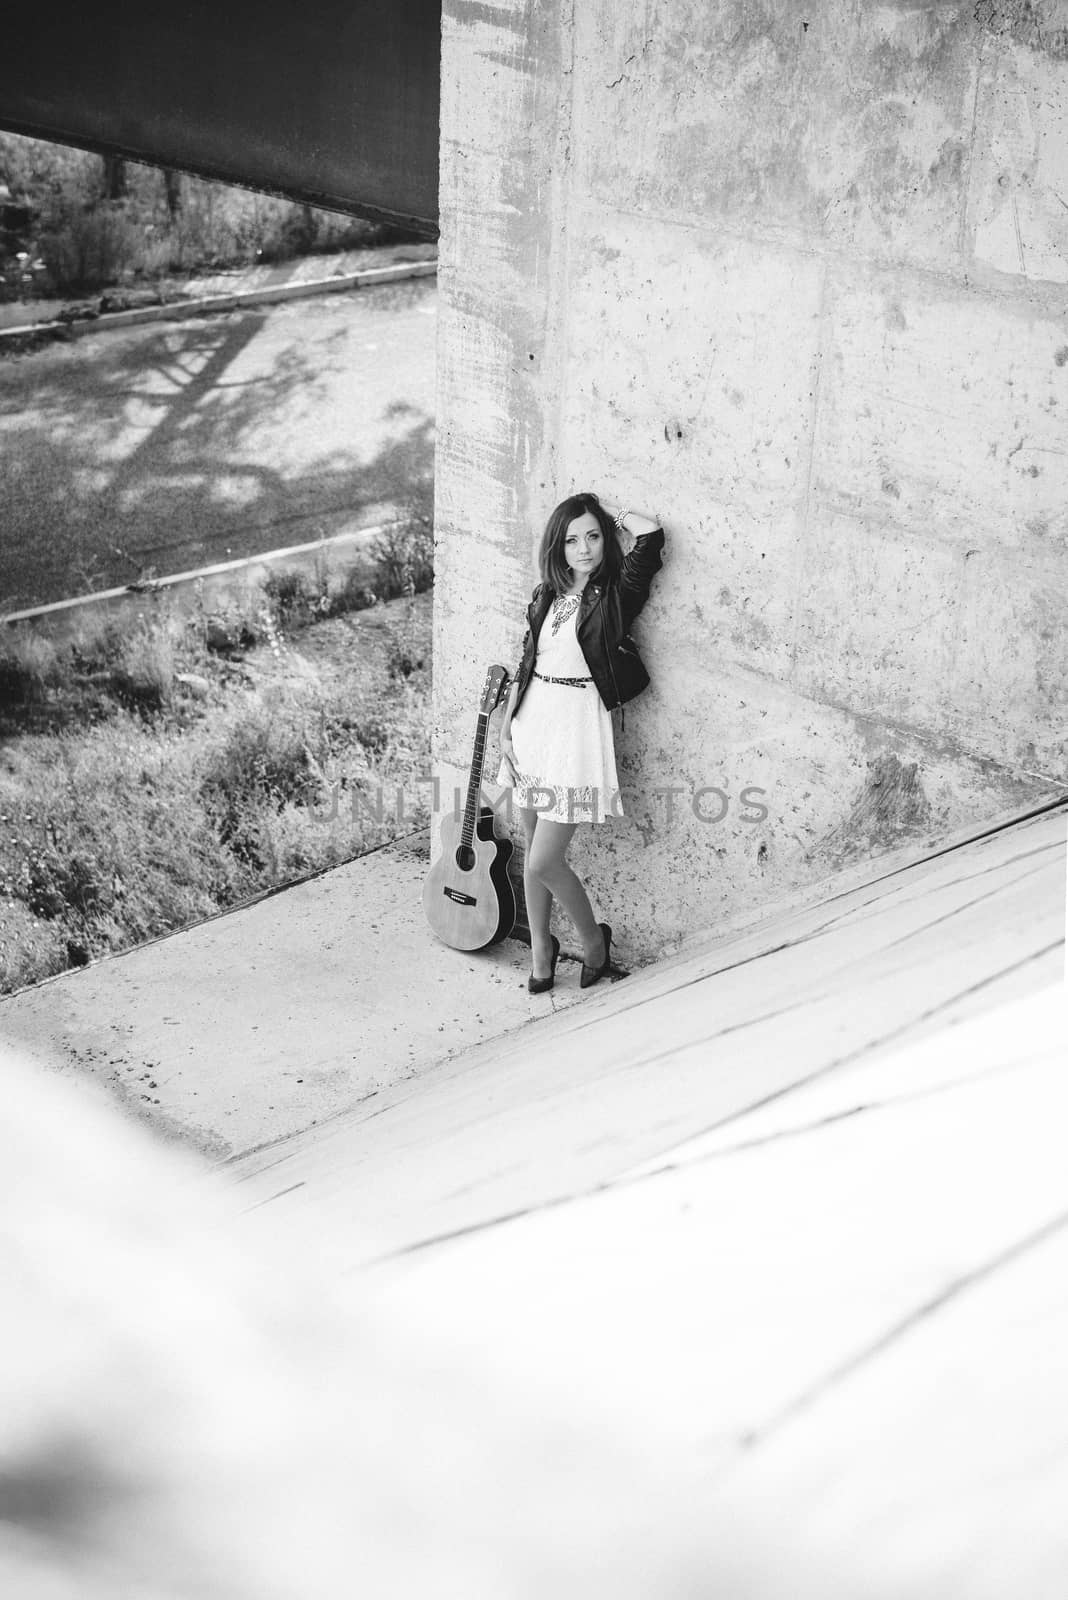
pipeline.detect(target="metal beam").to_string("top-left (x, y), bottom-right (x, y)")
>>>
top-left (0, 1), bottom-right (440, 234)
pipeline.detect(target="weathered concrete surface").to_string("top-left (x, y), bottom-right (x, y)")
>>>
top-left (0, 834), bottom-right (592, 1162)
top-left (228, 800), bottom-right (1066, 1251)
top-left (434, 0), bottom-right (1068, 956)
top-left (216, 804), bottom-right (1067, 1596)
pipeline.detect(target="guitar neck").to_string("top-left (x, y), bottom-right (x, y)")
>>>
top-left (460, 712), bottom-right (491, 846)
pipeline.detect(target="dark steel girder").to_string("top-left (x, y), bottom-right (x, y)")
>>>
top-left (0, 1), bottom-right (440, 235)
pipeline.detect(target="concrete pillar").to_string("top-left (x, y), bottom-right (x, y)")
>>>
top-left (435, 0), bottom-right (1068, 956)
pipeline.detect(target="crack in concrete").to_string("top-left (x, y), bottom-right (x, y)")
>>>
top-left (360, 943), bottom-right (1060, 1270)
top-left (304, 833), bottom-right (1062, 1185)
top-left (366, 1193), bottom-right (579, 1266)
top-left (877, 856), bottom-right (1050, 953)
top-left (627, 1047), bottom-right (1049, 1169)
top-left (624, 938), bottom-right (1061, 1138)
top-left (730, 1203), bottom-right (1068, 1464)
top-left (556, 819), bottom-right (1065, 1035)
top-left (605, 53), bottom-right (637, 88)
top-left (959, 25), bottom-right (987, 261)
top-left (772, 840), bottom-right (1057, 961)
top-left (555, 844), bottom-right (1060, 1051)
top-left (1013, 193), bottom-right (1028, 274)
top-left (245, 1180), bottom-right (306, 1210)
top-left (789, 255), bottom-right (829, 678)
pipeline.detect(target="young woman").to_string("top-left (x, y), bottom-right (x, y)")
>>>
top-left (497, 493), bottom-right (665, 993)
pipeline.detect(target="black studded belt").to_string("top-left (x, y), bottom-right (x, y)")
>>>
top-left (533, 671), bottom-right (593, 687)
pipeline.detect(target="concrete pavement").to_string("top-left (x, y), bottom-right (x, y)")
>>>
top-left (226, 800), bottom-right (1066, 1255)
top-left (0, 832), bottom-right (595, 1161)
top-left (2, 796), bottom-right (1062, 1172)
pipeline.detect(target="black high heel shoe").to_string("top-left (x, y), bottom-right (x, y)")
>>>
top-left (528, 934), bottom-right (561, 995)
top-left (580, 923), bottom-right (613, 989)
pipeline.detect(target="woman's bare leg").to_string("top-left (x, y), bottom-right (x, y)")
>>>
top-left (525, 816), bottom-right (606, 968)
top-left (519, 806), bottom-right (555, 980)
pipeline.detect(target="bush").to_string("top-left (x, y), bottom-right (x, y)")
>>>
top-left (366, 515), bottom-right (435, 602)
top-left (260, 566), bottom-right (333, 630)
top-left (198, 698), bottom-right (321, 867)
top-left (336, 569), bottom-right (379, 614)
top-left (111, 617), bottom-right (177, 710)
top-left (67, 615), bottom-right (125, 676)
top-left (0, 628), bottom-right (60, 706)
top-left (37, 193), bottom-right (138, 294)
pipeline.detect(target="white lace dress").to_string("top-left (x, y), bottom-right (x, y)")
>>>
top-left (496, 592), bottom-right (622, 824)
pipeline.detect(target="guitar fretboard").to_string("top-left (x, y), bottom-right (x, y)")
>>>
top-left (461, 712), bottom-right (490, 846)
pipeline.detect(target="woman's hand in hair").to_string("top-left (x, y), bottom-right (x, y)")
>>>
top-left (606, 505), bottom-right (662, 538)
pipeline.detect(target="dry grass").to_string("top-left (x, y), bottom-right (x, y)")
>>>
top-left (0, 588), bottom-right (432, 995)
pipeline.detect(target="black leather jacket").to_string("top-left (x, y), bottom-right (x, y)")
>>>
top-left (511, 527), bottom-right (665, 713)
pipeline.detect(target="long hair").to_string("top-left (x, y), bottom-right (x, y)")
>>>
top-left (538, 492), bottom-right (623, 596)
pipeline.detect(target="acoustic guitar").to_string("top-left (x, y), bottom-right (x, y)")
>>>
top-left (422, 663), bottom-right (517, 950)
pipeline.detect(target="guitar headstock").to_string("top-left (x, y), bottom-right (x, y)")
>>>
top-left (478, 663), bottom-right (510, 715)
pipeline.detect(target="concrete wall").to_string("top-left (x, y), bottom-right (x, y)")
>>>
top-left (434, 0), bottom-right (1068, 958)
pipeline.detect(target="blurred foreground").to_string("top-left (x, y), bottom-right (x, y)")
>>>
top-left (0, 1048), bottom-right (728, 1600)
top-left (1, 800), bottom-right (1065, 1597)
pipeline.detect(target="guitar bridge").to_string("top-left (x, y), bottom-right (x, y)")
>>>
top-left (444, 887), bottom-right (477, 906)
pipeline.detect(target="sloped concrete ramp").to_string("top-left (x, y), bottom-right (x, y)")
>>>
top-left (228, 799), bottom-right (1067, 1596)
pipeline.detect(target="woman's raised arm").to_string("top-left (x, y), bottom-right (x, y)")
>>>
top-left (603, 504), bottom-right (665, 623)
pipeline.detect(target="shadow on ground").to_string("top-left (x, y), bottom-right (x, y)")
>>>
top-left (0, 279), bottom-right (435, 609)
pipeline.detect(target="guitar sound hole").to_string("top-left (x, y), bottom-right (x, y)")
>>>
top-left (455, 845), bottom-right (476, 872)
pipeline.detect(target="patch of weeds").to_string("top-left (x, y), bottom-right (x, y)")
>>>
top-left (367, 513), bottom-right (434, 601)
top-left (0, 895), bottom-right (70, 992)
top-left (67, 616), bottom-right (124, 676)
top-left (328, 511), bottom-right (436, 678)
top-left (352, 717), bottom-right (391, 756)
top-left (336, 568), bottom-right (379, 615)
top-left (198, 697), bottom-right (320, 867)
top-left (24, 842), bottom-right (109, 920)
top-left (201, 608), bottom-right (262, 656)
top-left (0, 720), bottom-right (245, 988)
top-left (0, 629), bottom-right (63, 727)
top-left (2, 611), bottom-right (210, 734)
top-left (261, 567), bottom-right (313, 629)
top-left (110, 616), bottom-right (178, 713)
top-left (2, 621), bottom-right (109, 735)
top-left (199, 578), bottom-right (323, 660)
top-left (329, 512), bottom-right (435, 622)
top-left (385, 633), bottom-right (427, 681)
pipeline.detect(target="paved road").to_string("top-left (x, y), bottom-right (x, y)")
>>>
top-left (0, 274), bottom-right (436, 611)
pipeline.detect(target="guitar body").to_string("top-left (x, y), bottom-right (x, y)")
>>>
top-left (423, 807), bottom-right (516, 950)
